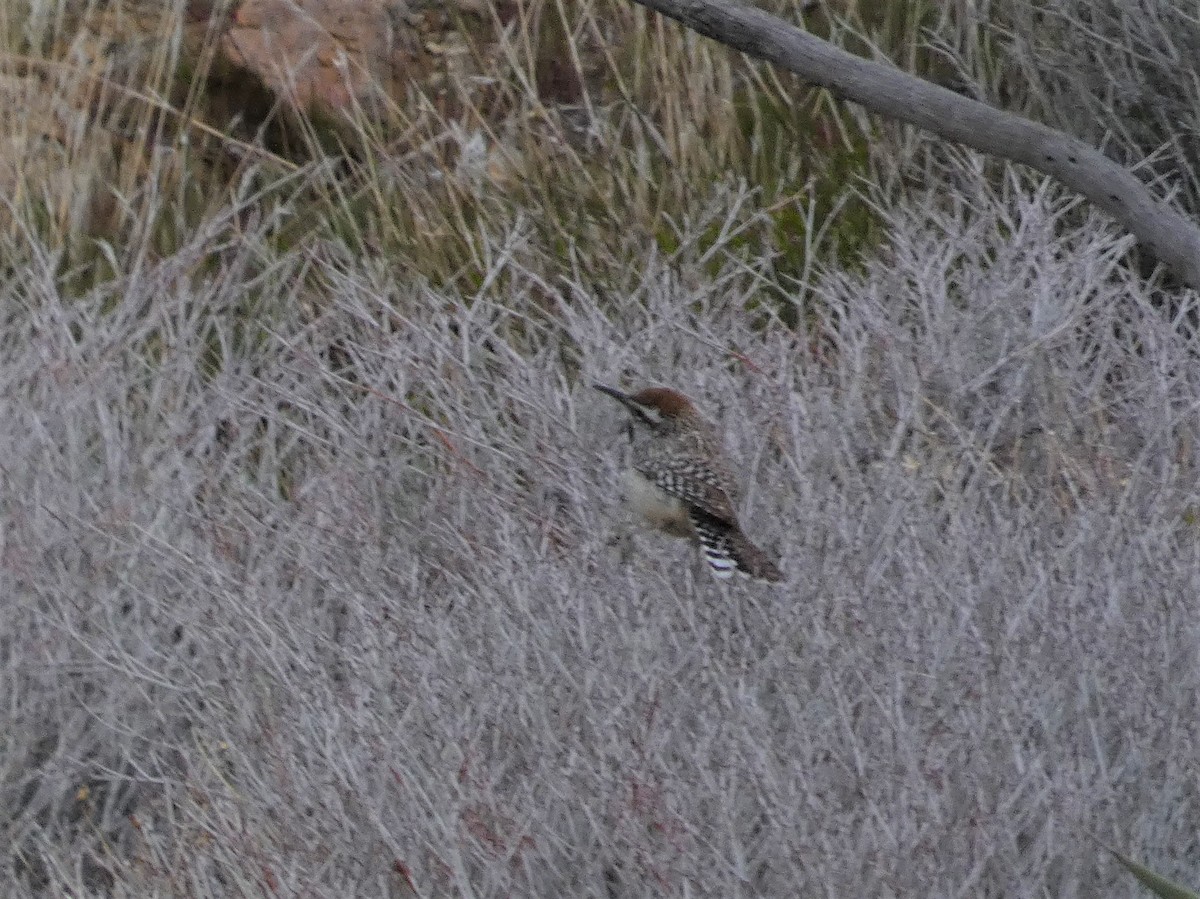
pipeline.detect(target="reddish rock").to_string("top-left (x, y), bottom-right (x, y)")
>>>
top-left (218, 0), bottom-right (486, 121)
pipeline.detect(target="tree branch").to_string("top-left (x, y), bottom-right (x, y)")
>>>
top-left (626, 0), bottom-right (1200, 290)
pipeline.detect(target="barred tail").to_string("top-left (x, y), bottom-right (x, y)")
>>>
top-left (690, 512), bottom-right (782, 583)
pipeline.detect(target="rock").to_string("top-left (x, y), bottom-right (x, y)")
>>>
top-left (218, 0), bottom-right (488, 123)
top-left (222, 0), bottom-right (408, 114)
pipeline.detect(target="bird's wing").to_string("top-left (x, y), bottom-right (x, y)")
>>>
top-left (635, 454), bottom-right (739, 524)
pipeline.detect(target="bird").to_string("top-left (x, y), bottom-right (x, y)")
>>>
top-left (593, 383), bottom-right (783, 582)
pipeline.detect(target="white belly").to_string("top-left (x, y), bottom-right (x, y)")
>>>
top-left (621, 469), bottom-right (692, 538)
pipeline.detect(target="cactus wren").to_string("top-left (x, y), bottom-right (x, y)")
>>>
top-left (594, 383), bottom-right (783, 582)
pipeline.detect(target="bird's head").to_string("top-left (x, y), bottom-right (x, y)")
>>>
top-left (593, 383), bottom-right (698, 431)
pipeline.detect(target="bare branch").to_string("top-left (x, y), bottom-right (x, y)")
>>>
top-left (624, 0), bottom-right (1200, 289)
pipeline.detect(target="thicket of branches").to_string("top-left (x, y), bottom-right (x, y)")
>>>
top-left (2, 0), bottom-right (1199, 895)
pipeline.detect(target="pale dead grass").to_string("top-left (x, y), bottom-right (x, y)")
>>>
top-left (2, 1), bottom-right (1200, 897)
top-left (3, 157), bottom-right (1199, 896)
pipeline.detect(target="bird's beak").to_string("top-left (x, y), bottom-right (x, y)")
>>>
top-left (592, 382), bottom-right (633, 409)
top-left (594, 382), bottom-right (656, 432)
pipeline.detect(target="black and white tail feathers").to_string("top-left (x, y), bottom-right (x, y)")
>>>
top-left (689, 510), bottom-right (783, 583)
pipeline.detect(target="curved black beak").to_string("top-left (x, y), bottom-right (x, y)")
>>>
top-left (594, 383), bottom-right (656, 432)
top-left (593, 383), bottom-right (642, 417)
top-left (592, 382), bottom-right (631, 405)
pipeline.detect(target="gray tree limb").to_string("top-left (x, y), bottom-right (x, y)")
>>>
top-left (626, 0), bottom-right (1200, 290)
